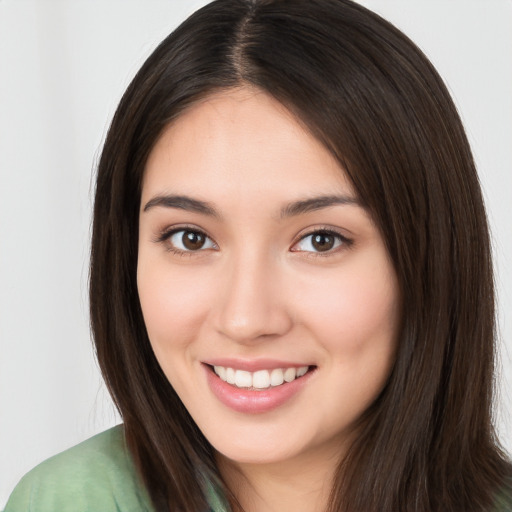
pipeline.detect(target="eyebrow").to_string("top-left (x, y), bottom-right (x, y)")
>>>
top-left (142, 193), bottom-right (361, 218)
top-left (280, 195), bottom-right (361, 218)
top-left (143, 195), bottom-right (219, 217)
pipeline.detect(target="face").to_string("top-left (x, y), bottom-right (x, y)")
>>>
top-left (137, 88), bottom-right (400, 468)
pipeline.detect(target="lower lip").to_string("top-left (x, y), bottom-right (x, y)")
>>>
top-left (204, 365), bottom-right (314, 414)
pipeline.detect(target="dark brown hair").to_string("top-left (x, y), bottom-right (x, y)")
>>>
top-left (90, 0), bottom-right (511, 510)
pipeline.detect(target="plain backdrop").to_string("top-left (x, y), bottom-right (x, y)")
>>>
top-left (1, 0), bottom-right (511, 507)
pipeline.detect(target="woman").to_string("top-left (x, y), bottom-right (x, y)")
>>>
top-left (6, 0), bottom-right (511, 510)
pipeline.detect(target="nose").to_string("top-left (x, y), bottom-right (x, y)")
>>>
top-left (213, 252), bottom-right (293, 344)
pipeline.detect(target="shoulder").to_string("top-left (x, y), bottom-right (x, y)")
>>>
top-left (494, 473), bottom-right (512, 511)
top-left (5, 425), bottom-right (155, 512)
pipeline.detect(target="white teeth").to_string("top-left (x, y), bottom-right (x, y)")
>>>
top-left (235, 370), bottom-right (252, 388)
top-left (226, 367), bottom-right (236, 384)
top-left (214, 366), bottom-right (226, 381)
top-left (270, 368), bottom-right (284, 386)
top-left (284, 367), bottom-right (296, 382)
top-left (296, 366), bottom-right (308, 377)
top-left (252, 370), bottom-right (271, 389)
top-left (213, 365), bottom-right (310, 389)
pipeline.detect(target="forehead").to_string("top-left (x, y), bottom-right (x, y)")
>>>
top-left (142, 87), bottom-right (355, 202)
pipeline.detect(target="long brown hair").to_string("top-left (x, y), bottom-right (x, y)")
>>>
top-left (90, 0), bottom-right (511, 510)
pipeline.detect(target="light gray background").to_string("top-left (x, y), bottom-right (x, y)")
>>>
top-left (1, 1), bottom-right (510, 507)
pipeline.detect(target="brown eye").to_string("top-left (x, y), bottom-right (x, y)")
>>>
top-left (293, 230), bottom-right (348, 254)
top-left (168, 229), bottom-right (216, 252)
top-left (182, 231), bottom-right (206, 250)
top-left (311, 233), bottom-right (335, 252)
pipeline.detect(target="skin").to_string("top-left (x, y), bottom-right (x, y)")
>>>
top-left (137, 87), bottom-right (400, 512)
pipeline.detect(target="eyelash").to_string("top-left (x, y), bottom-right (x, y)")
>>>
top-left (154, 226), bottom-right (353, 257)
top-left (291, 228), bottom-right (353, 256)
top-left (155, 225), bottom-right (217, 256)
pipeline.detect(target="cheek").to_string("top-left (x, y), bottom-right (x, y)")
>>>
top-left (136, 259), bottom-right (215, 359)
top-left (295, 258), bottom-right (400, 430)
top-left (295, 255), bottom-right (400, 356)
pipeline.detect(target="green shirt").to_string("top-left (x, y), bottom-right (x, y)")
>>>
top-left (5, 425), bottom-right (229, 512)
top-left (6, 426), bottom-right (511, 511)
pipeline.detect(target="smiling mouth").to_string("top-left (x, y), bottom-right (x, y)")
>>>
top-left (210, 365), bottom-right (315, 390)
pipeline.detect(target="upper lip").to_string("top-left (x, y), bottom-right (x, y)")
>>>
top-left (202, 358), bottom-right (313, 372)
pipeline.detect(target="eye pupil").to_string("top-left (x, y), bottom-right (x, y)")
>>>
top-left (312, 233), bottom-right (335, 251)
top-left (182, 231), bottom-right (205, 250)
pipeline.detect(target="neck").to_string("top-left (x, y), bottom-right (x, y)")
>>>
top-left (217, 444), bottom-right (343, 512)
